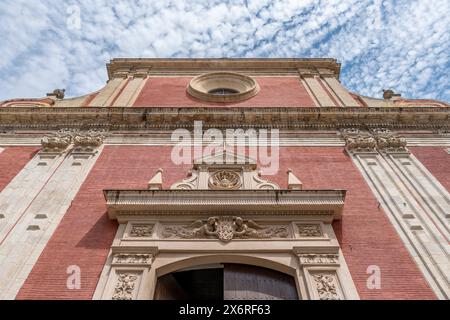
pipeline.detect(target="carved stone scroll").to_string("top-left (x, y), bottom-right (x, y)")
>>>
top-left (162, 216), bottom-right (289, 242)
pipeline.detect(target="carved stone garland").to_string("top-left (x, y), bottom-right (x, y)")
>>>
top-left (312, 273), bottom-right (341, 300)
top-left (162, 216), bottom-right (289, 242)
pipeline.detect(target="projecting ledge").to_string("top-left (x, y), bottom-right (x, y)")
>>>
top-left (103, 189), bottom-right (346, 221)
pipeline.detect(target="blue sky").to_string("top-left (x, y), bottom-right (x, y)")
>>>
top-left (0, 0), bottom-right (449, 102)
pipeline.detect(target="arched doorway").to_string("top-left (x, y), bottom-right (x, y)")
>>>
top-left (154, 263), bottom-right (299, 300)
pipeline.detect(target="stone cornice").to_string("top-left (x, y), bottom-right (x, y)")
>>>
top-left (106, 58), bottom-right (341, 79)
top-left (0, 106), bottom-right (448, 131)
top-left (104, 189), bottom-right (346, 221)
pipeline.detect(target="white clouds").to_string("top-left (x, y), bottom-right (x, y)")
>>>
top-left (0, 0), bottom-right (448, 101)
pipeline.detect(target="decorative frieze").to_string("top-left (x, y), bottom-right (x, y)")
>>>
top-left (298, 254), bottom-right (339, 265)
top-left (312, 272), bottom-right (342, 300)
top-left (112, 272), bottom-right (140, 300)
top-left (297, 224), bottom-right (322, 237)
top-left (162, 216), bottom-right (289, 242)
top-left (112, 253), bottom-right (153, 266)
top-left (129, 224), bottom-right (154, 237)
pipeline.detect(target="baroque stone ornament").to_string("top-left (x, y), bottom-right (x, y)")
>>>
top-left (342, 127), bottom-right (408, 153)
top-left (112, 273), bottom-right (139, 300)
top-left (341, 128), bottom-right (377, 152)
top-left (312, 273), bottom-right (341, 300)
top-left (41, 129), bottom-right (73, 152)
top-left (130, 225), bottom-right (153, 237)
top-left (162, 216), bottom-right (289, 242)
top-left (298, 254), bottom-right (339, 265)
top-left (208, 170), bottom-right (242, 190)
top-left (113, 254), bottom-right (152, 265)
top-left (371, 128), bottom-right (408, 151)
top-left (40, 129), bottom-right (106, 153)
top-left (297, 224), bottom-right (322, 237)
top-left (73, 130), bottom-right (106, 148)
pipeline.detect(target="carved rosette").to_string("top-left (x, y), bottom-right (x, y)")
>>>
top-left (297, 224), bottom-right (322, 237)
top-left (162, 216), bottom-right (289, 242)
top-left (312, 272), bottom-right (342, 300)
top-left (130, 225), bottom-right (154, 237)
top-left (112, 272), bottom-right (140, 300)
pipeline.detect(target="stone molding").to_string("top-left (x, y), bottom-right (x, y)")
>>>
top-left (106, 58), bottom-right (341, 79)
top-left (187, 72), bottom-right (260, 103)
top-left (104, 189), bottom-right (346, 221)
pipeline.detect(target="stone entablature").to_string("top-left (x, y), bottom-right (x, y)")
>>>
top-left (0, 106), bottom-right (448, 131)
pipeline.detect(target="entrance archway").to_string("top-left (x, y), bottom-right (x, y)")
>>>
top-left (154, 263), bottom-right (299, 300)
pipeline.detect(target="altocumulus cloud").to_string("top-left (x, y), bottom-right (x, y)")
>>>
top-left (0, 0), bottom-right (448, 101)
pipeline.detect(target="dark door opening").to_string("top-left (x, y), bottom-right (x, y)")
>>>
top-left (154, 263), bottom-right (298, 300)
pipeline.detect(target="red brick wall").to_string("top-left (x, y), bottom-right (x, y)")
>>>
top-left (0, 146), bottom-right (39, 191)
top-left (17, 146), bottom-right (191, 300)
top-left (266, 147), bottom-right (435, 299)
top-left (410, 147), bottom-right (450, 192)
top-left (18, 146), bottom-right (435, 299)
top-left (133, 77), bottom-right (315, 107)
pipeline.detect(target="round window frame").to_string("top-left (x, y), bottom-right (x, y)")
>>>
top-left (187, 72), bottom-right (260, 103)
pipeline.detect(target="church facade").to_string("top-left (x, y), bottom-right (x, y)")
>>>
top-left (0, 58), bottom-right (448, 300)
